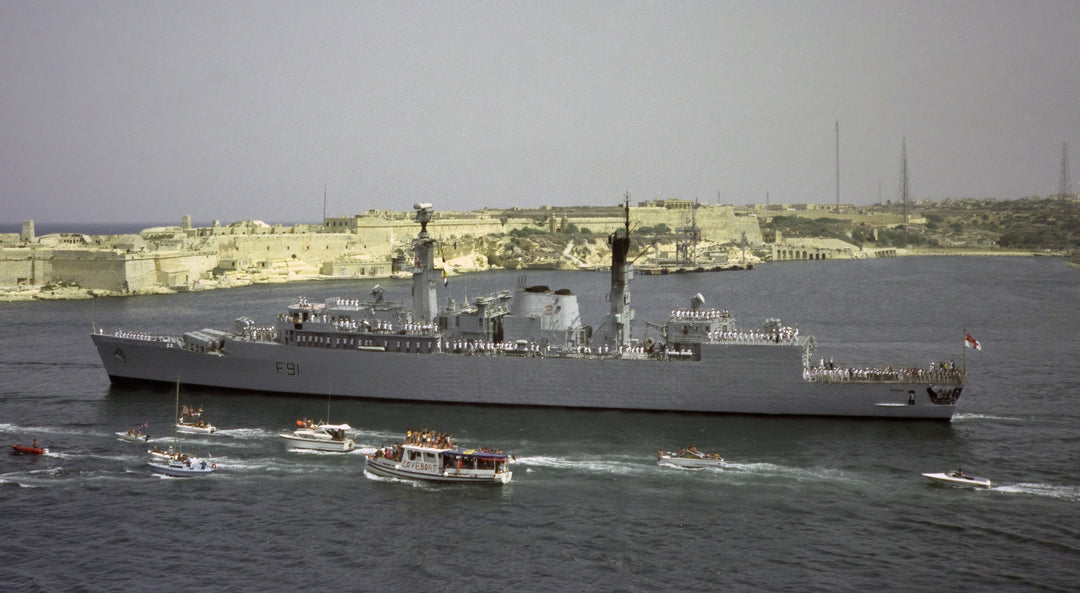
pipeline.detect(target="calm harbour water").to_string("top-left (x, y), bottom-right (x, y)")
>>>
top-left (1, 256), bottom-right (1078, 592)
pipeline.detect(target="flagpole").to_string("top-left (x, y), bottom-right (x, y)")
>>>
top-left (962, 328), bottom-right (966, 373)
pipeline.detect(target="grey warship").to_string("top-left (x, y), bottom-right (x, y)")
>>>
top-left (92, 198), bottom-right (966, 419)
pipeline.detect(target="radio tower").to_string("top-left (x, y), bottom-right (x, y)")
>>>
top-left (1059, 141), bottom-right (1072, 200)
top-left (898, 137), bottom-right (910, 223)
top-left (835, 121), bottom-right (840, 213)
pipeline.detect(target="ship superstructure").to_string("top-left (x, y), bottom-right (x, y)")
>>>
top-left (92, 197), bottom-right (966, 419)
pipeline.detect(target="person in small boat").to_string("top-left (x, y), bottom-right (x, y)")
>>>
top-left (952, 468), bottom-right (965, 478)
top-left (32, 439), bottom-right (39, 449)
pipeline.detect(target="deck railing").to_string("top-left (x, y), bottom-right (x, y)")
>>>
top-left (804, 367), bottom-right (966, 384)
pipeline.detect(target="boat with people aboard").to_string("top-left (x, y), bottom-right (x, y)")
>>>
top-left (922, 469), bottom-right (991, 489)
top-left (11, 440), bottom-right (47, 455)
top-left (147, 379), bottom-right (217, 477)
top-left (116, 425), bottom-right (150, 442)
top-left (279, 419), bottom-right (355, 452)
top-left (147, 451), bottom-right (217, 477)
top-left (176, 403), bottom-right (216, 434)
top-left (147, 445), bottom-right (175, 462)
top-left (365, 429), bottom-right (513, 484)
top-left (92, 197), bottom-right (969, 419)
top-left (658, 446), bottom-right (726, 469)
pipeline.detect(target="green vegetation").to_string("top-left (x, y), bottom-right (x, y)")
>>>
top-left (765, 197), bottom-right (1079, 250)
top-left (509, 227), bottom-right (547, 238)
top-left (767, 216), bottom-right (852, 243)
top-left (636, 223), bottom-right (672, 235)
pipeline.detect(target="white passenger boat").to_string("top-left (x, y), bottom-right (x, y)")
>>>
top-left (279, 420), bottom-right (355, 452)
top-left (365, 429), bottom-right (512, 484)
top-left (658, 447), bottom-right (726, 469)
top-left (922, 469), bottom-right (991, 489)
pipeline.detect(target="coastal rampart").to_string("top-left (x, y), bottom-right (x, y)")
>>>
top-left (0, 203), bottom-right (878, 300)
top-left (0, 247), bottom-right (217, 293)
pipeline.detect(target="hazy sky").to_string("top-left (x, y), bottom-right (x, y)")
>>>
top-left (2, 1), bottom-right (1078, 224)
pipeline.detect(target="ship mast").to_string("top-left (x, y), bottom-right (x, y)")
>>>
top-left (411, 203), bottom-right (438, 324)
top-left (605, 192), bottom-right (634, 350)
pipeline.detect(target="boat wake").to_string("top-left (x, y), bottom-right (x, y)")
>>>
top-left (281, 447), bottom-right (366, 456)
top-left (213, 427), bottom-right (277, 440)
top-left (720, 462), bottom-right (863, 486)
top-left (951, 413), bottom-right (1028, 423)
top-left (362, 468), bottom-right (430, 488)
top-left (993, 483), bottom-right (1080, 502)
top-left (0, 466), bottom-right (65, 488)
top-left (514, 455), bottom-right (650, 477)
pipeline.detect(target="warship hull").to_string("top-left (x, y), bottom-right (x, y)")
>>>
top-left (92, 334), bottom-right (958, 419)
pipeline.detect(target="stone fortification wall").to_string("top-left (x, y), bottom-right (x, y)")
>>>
top-left (0, 248), bottom-right (36, 285)
top-left (0, 247), bottom-right (217, 292)
top-left (452, 205), bottom-right (762, 245)
top-left (557, 206), bottom-right (763, 245)
top-left (423, 216), bottom-right (505, 241)
top-left (215, 234), bottom-right (370, 269)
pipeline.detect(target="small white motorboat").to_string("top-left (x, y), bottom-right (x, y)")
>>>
top-left (116, 427), bottom-right (150, 442)
top-left (147, 452), bottom-right (217, 478)
top-left (922, 469), bottom-right (991, 489)
top-left (658, 447), bottom-right (726, 469)
top-left (176, 402), bottom-right (216, 434)
top-left (279, 421), bottom-right (355, 452)
top-left (175, 421), bottom-right (216, 434)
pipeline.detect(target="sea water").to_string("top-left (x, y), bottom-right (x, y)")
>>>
top-left (1, 256), bottom-right (1077, 592)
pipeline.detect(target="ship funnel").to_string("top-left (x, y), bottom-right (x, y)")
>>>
top-left (691, 293), bottom-right (706, 310)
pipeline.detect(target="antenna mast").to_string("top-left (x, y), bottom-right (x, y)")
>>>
top-left (835, 121), bottom-right (840, 213)
top-left (1060, 142), bottom-right (1073, 199)
top-left (898, 137), bottom-right (910, 223)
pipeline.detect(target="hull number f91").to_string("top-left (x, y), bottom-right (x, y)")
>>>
top-left (275, 362), bottom-right (300, 376)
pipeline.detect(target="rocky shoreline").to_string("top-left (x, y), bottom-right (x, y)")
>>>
top-left (1, 248), bottom-right (1063, 302)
